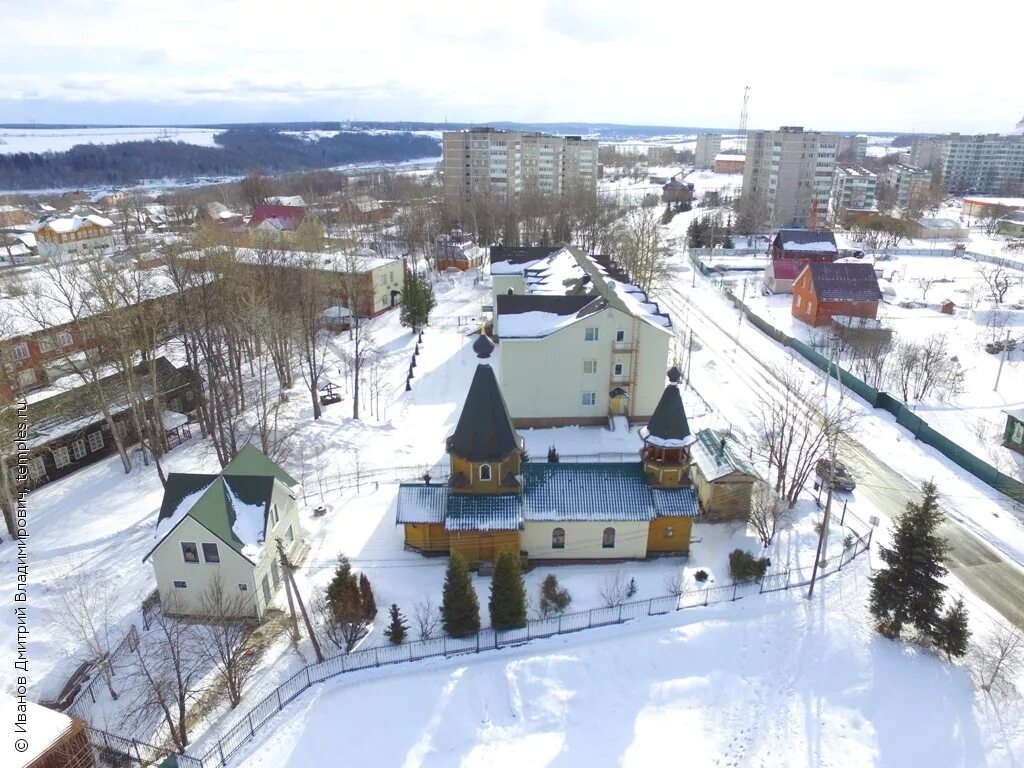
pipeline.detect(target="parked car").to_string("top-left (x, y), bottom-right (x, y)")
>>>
top-left (816, 458), bottom-right (856, 491)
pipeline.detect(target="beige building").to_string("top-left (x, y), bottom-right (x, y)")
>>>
top-left (714, 154), bottom-right (745, 174)
top-left (443, 128), bottom-right (598, 204)
top-left (34, 214), bottom-right (115, 260)
top-left (490, 245), bottom-right (672, 428)
top-left (741, 127), bottom-right (839, 229)
top-left (885, 164), bottom-right (932, 207)
top-left (830, 165), bottom-right (878, 220)
top-left (144, 446), bottom-right (307, 618)
top-left (835, 134), bottom-right (868, 163)
top-left (694, 133), bottom-right (722, 169)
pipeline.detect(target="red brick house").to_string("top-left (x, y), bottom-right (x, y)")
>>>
top-left (792, 262), bottom-right (882, 327)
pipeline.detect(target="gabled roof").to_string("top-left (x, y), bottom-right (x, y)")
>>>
top-left (773, 229), bottom-right (838, 254)
top-left (522, 463), bottom-right (654, 522)
top-left (496, 294), bottom-right (597, 316)
top-left (489, 245), bottom-right (563, 267)
top-left (223, 444), bottom-right (299, 487)
top-left (640, 384), bottom-right (695, 447)
top-left (446, 493), bottom-right (523, 531)
top-left (396, 484), bottom-right (447, 524)
top-left (651, 488), bottom-right (700, 517)
top-left (249, 204), bottom-right (307, 230)
top-left (803, 262), bottom-right (882, 302)
top-left (446, 364), bottom-right (520, 462)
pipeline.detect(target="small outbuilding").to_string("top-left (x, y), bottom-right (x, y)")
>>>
top-left (792, 262), bottom-right (883, 327)
top-left (689, 428), bottom-right (758, 521)
top-left (769, 229), bottom-right (838, 262)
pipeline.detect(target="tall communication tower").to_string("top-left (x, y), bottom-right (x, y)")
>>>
top-left (737, 85), bottom-right (751, 155)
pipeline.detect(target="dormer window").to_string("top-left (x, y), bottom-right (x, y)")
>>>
top-left (479, 464), bottom-right (492, 482)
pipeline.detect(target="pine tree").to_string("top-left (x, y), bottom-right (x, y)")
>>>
top-left (384, 603), bottom-right (408, 645)
top-left (326, 557), bottom-right (356, 608)
top-left (489, 550), bottom-right (527, 630)
top-left (932, 598), bottom-right (970, 660)
top-left (539, 574), bottom-right (572, 617)
top-left (869, 481), bottom-right (949, 639)
top-left (400, 271), bottom-right (437, 333)
top-left (358, 573), bottom-right (377, 621)
top-left (441, 552), bottom-right (480, 637)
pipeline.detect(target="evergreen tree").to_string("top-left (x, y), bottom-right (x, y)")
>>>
top-left (358, 573), bottom-right (377, 621)
top-left (539, 574), bottom-right (572, 617)
top-left (326, 557), bottom-right (356, 608)
top-left (400, 271), bottom-right (437, 333)
top-left (489, 550), bottom-right (527, 630)
top-left (325, 557), bottom-right (367, 651)
top-left (441, 552), bottom-right (480, 637)
top-left (384, 603), bottom-right (408, 645)
top-left (932, 598), bottom-right (970, 660)
top-left (869, 481), bottom-right (949, 640)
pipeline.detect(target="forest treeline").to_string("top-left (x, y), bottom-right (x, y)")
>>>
top-left (0, 129), bottom-right (441, 190)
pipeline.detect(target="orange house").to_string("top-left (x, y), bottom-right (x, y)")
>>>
top-left (791, 262), bottom-right (882, 327)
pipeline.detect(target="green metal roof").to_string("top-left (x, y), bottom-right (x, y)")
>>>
top-left (652, 487), bottom-right (700, 517)
top-left (445, 493), bottom-right (523, 531)
top-left (644, 384), bottom-right (692, 442)
top-left (522, 463), bottom-right (654, 522)
top-left (223, 444), bottom-right (299, 487)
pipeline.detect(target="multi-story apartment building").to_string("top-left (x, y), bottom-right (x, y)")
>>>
top-left (885, 164), bottom-right (933, 207)
top-left (741, 127), bottom-right (838, 229)
top-left (938, 134), bottom-right (1024, 193)
top-left (829, 165), bottom-right (877, 220)
top-left (442, 128), bottom-right (597, 204)
top-left (694, 133), bottom-right (722, 169)
top-left (835, 134), bottom-right (868, 163)
top-left (909, 137), bottom-right (946, 172)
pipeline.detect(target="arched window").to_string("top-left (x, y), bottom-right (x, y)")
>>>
top-left (552, 527), bottom-right (565, 549)
top-left (602, 527), bottom-right (616, 548)
top-left (479, 464), bottom-right (492, 481)
top-left (507, 287), bottom-right (514, 295)
top-left (662, 526), bottom-right (675, 539)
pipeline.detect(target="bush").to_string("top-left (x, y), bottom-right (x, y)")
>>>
top-left (728, 549), bottom-right (770, 582)
top-left (694, 570), bottom-right (709, 583)
top-left (539, 574), bottom-right (572, 617)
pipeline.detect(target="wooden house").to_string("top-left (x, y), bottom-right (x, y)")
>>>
top-left (1, 695), bottom-right (93, 768)
top-left (661, 178), bottom-right (694, 207)
top-left (1004, 409), bottom-right (1024, 456)
top-left (791, 262), bottom-right (882, 327)
top-left (143, 446), bottom-right (307, 619)
top-left (689, 428), bottom-right (758, 521)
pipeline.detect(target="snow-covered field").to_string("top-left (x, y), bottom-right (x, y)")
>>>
top-left (0, 127), bottom-right (225, 154)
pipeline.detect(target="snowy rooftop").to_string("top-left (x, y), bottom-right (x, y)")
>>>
top-left (36, 214), bottom-right (113, 234)
top-left (228, 247), bottom-right (397, 273)
top-left (0, 694), bottom-right (74, 764)
top-left (714, 153), bottom-right (745, 162)
top-left (690, 428), bottom-right (757, 483)
top-left (963, 196), bottom-right (1024, 208)
top-left (490, 245), bottom-right (571, 275)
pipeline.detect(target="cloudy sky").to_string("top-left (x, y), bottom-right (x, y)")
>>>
top-left (3, 0), bottom-right (1021, 133)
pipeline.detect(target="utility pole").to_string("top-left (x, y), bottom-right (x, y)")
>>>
top-left (994, 330), bottom-right (1011, 391)
top-left (276, 539), bottom-right (324, 662)
top-left (277, 542), bottom-right (300, 643)
top-left (735, 278), bottom-right (748, 343)
top-left (685, 327), bottom-right (694, 386)
top-left (807, 482), bottom-right (833, 599)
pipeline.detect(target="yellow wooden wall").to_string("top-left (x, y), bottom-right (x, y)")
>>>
top-left (403, 523), bottom-right (449, 553)
top-left (693, 470), bottom-right (755, 521)
top-left (449, 452), bottom-right (521, 494)
top-left (448, 530), bottom-right (521, 564)
top-left (646, 516), bottom-right (692, 554)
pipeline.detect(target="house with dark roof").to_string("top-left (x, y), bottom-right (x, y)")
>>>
top-left (769, 229), bottom-right (838, 262)
top-left (492, 245), bottom-right (672, 428)
top-left (143, 446), bottom-right (306, 618)
top-left (792, 262), bottom-right (883, 327)
top-left (248, 204), bottom-right (309, 233)
top-left (689, 428), bottom-right (758, 521)
top-left (396, 341), bottom-right (699, 563)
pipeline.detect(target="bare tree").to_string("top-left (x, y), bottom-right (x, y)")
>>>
top-left (662, 572), bottom-right (684, 597)
top-left (412, 598), bottom-right (440, 641)
top-left (196, 575), bottom-right (259, 710)
top-left (617, 205), bottom-right (668, 292)
top-left (969, 615), bottom-right (1024, 699)
top-left (976, 263), bottom-right (1023, 305)
top-left (913, 276), bottom-right (938, 301)
top-left (886, 333), bottom-right (965, 402)
top-left (750, 366), bottom-right (855, 507)
top-left (748, 481), bottom-right (788, 547)
top-left (49, 569), bottom-right (123, 701)
top-left (599, 571), bottom-right (631, 607)
top-left (121, 594), bottom-right (203, 751)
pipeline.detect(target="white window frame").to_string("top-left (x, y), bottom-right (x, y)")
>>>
top-left (11, 342), bottom-right (29, 361)
top-left (584, 327), bottom-right (599, 342)
top-left (28, 456), bottom-right (46, 480)
top-left (173, 581), bottom-right (187, 589)
top-left (238, 583), bottom-right (249, 592)
top-left (56, 331), bottom-right (74, 347)
top-left (70, 439), bottom-right (87, 460)
top-left (615, 329), bottom-right (625, 343)
top-left (583, 359), bottom-right (598, 374)
top-left (53, 446), bottom-right (70, 469)
top-left (581, 391), bottom-right (597, 407)
top-left (479, 464), bottom-right (492, 481)
top-left (38, 337), bottom-right (55, 354)
top-left (202, 542), bottom-right (220, 563)
top-left (87, 431), bottom-right (104, 452)
top-left (613, 363), bottom-right (624, 377)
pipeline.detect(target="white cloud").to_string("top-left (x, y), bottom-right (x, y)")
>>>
top-left (3, 0), bottom-right (1022, 132)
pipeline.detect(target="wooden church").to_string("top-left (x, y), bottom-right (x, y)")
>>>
top-left (396, 335), bottom-right (702, 565)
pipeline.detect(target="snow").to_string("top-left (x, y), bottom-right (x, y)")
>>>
top-left (0, 694), bottom-right (73, 765)
top-left (153, 481), bottom-right (215, 542)
top-left (226, 481), bottom-right (268, 561)
top-left (39, 214), bottom-right (113, 234)
top-left (230, 247), bottom-right (396, 273)
top-left (161, 411), bottom-right (189, 430)
top-left (781, 240), bottom-right (839, 253)
top-left (497, 310), bottom-right (587, 338)
top-left (0, 127), bottom-right (225, 155)
top-left (636, 428), bottom-right (697, 449)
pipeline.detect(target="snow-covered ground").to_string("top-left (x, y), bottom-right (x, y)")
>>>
top-left (0, 127), bottom-right (225, 154)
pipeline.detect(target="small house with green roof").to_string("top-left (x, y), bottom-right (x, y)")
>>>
top-left (144, 445), bottom-right (306, 618)
top-left (689, 428), bottom-right (758, 521)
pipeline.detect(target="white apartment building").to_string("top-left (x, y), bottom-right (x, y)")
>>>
top-left (885, 164), bottom-right (933, 207)
top-left (830, 165), bottom-right (877, 220)
top-left (694, 134), bottom-right (722, 169)
top-left (489, 245), bottom-right (671, 428)
top-left (938, 134), bottom-right (1024, 194)
top-left (835, 134), bottom-right (868, 163)
top-left (442, 128), bottom-right (598, 204)
top-left (741, 127), bottom-right (838, 229)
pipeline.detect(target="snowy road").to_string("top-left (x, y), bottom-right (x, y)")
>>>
top-left (657, 266), bottom-right (1024, 629)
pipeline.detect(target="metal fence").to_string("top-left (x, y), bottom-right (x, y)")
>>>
top-left (62, 625), bottom-right (139, 723)
top-left (176, 533), bottom-right (871, 768)
top-left (87, 726), bottom-right (204, 768)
